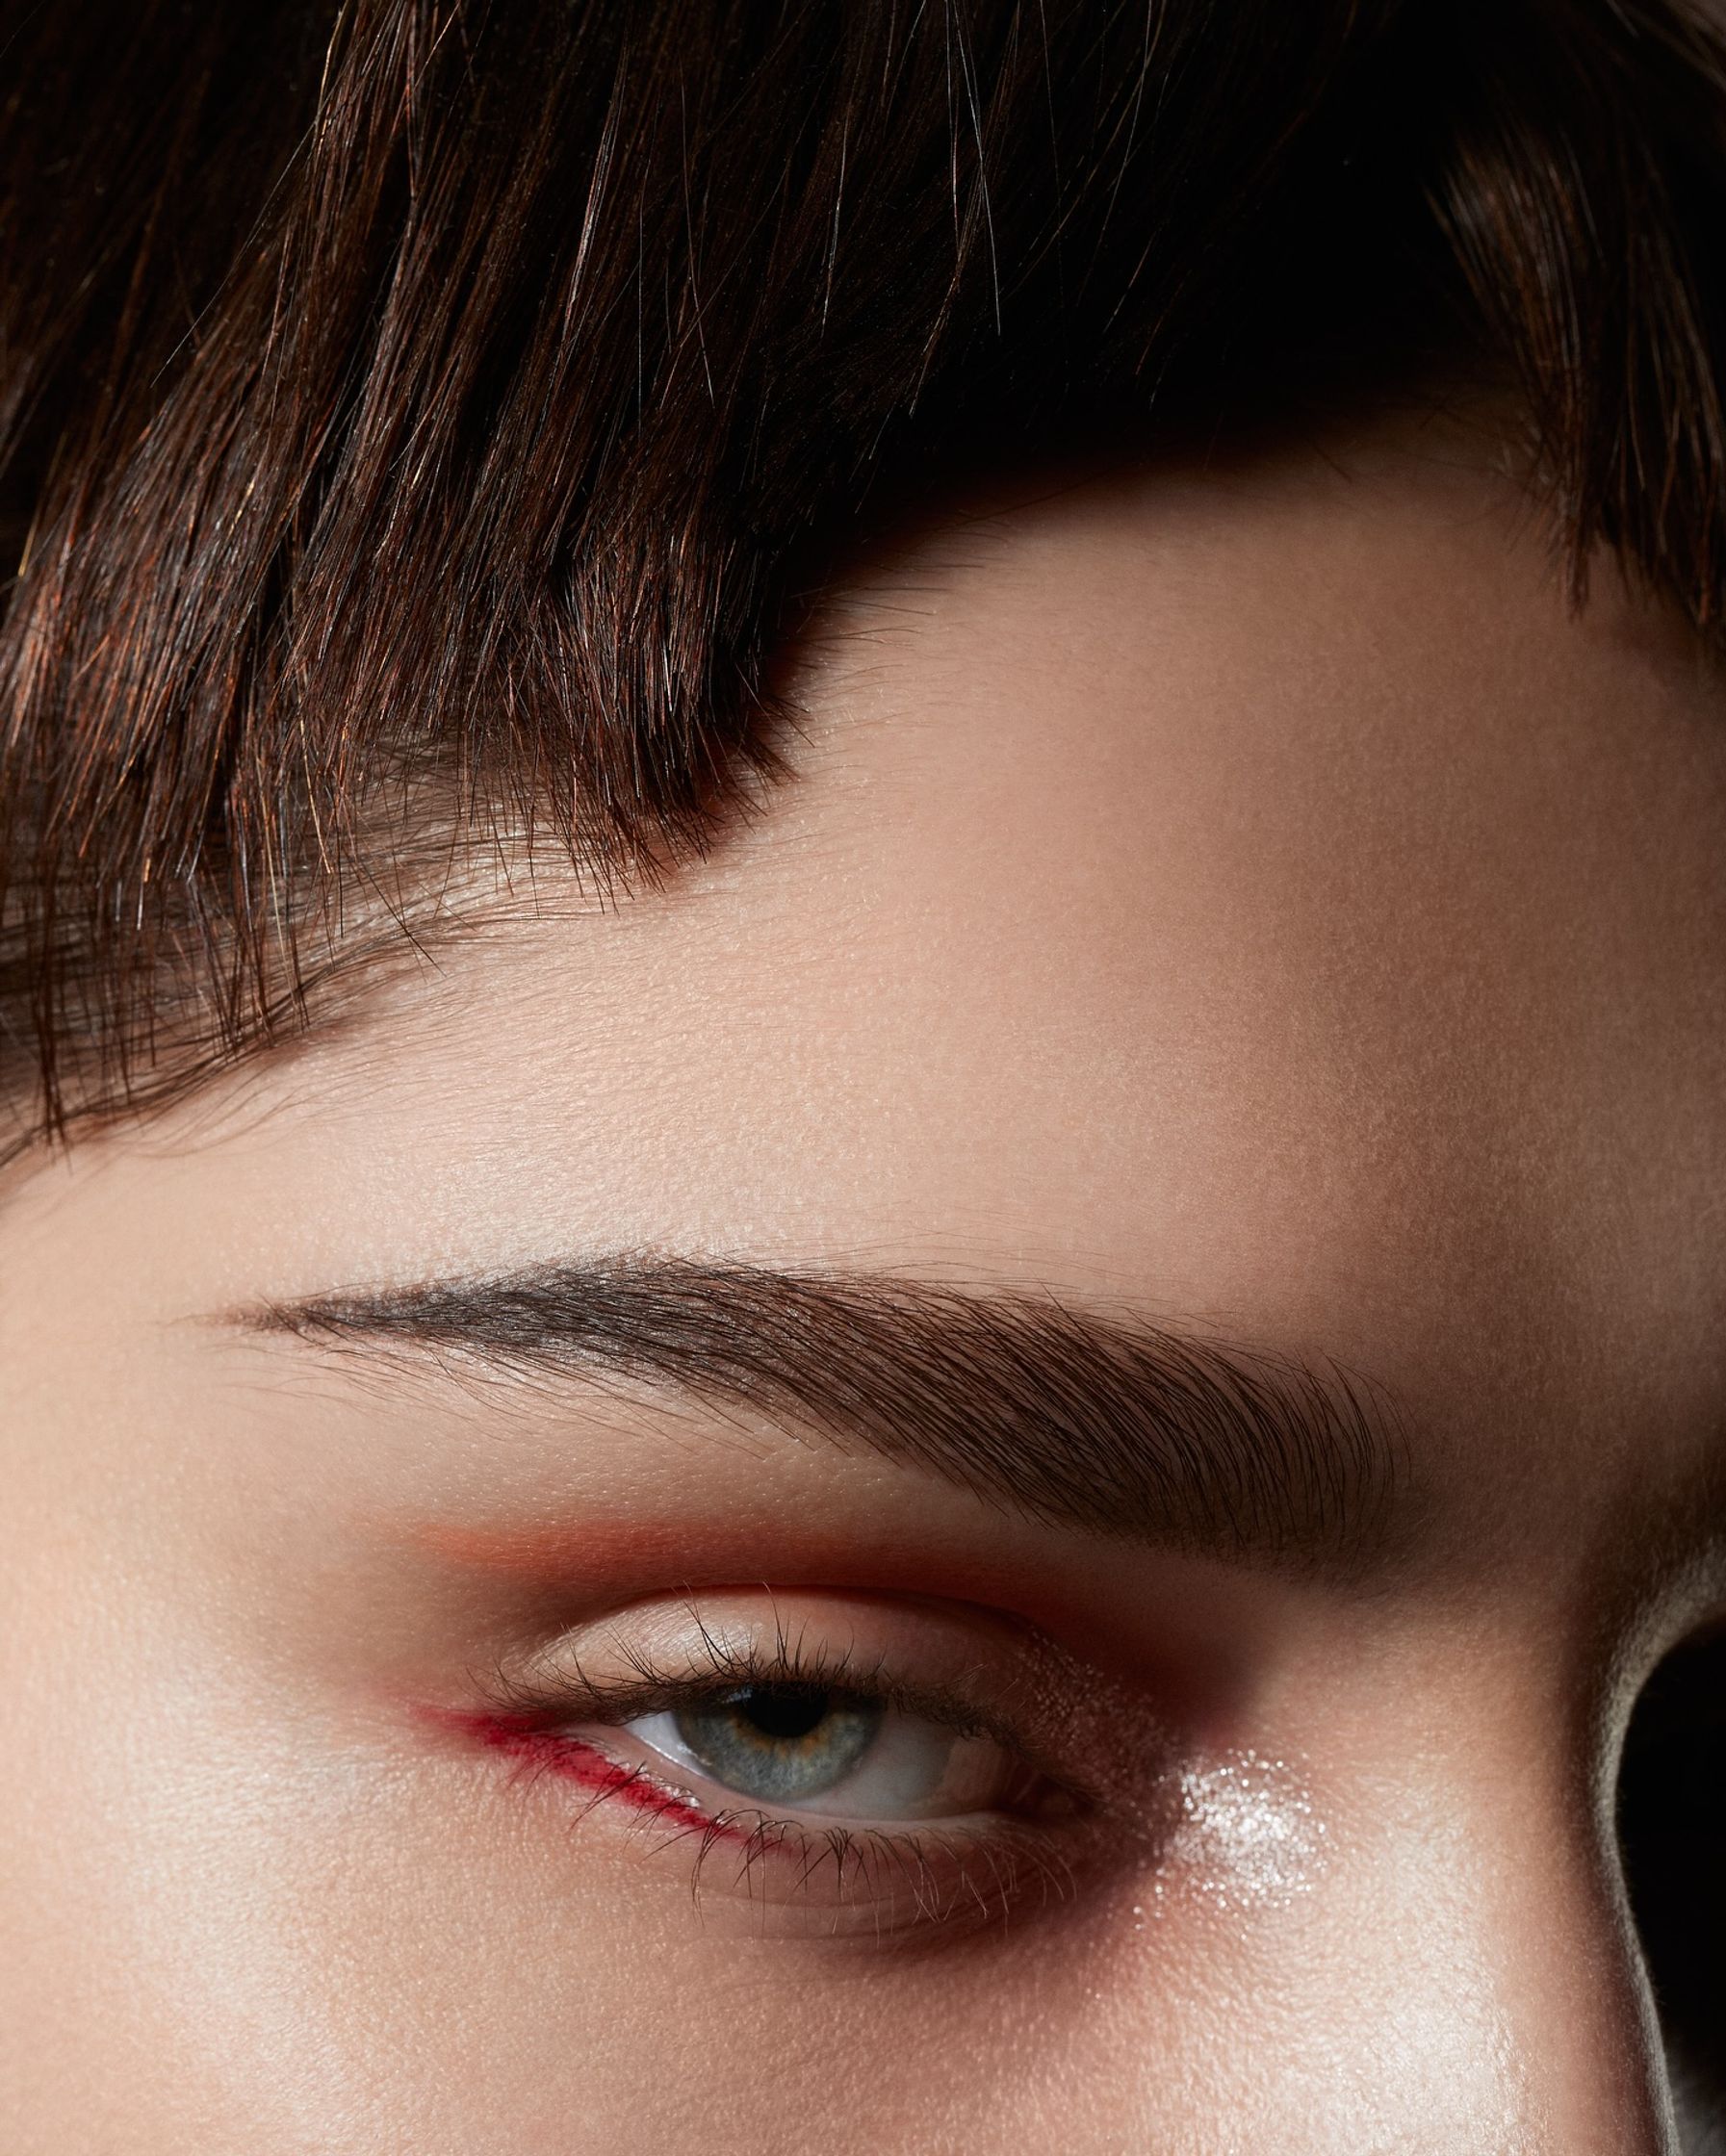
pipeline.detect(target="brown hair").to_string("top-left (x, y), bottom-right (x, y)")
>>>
top-left (4, 0), bottom-right (1726, 1154)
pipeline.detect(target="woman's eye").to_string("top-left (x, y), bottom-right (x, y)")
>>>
top-left (619, 1682), bottom-right (1018, 1821)
top-left (452, 1597), bottom-right (1146, 1932)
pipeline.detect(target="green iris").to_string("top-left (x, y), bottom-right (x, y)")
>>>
top-left (673, 1685), bottom-right (883, 1804)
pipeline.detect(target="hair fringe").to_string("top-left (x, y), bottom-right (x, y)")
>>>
top-left (3, 0), bottom-right (1726, 1150)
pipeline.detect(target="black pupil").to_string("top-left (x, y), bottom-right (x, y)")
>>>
top-left (731, 1684), bottom-right (834, 1742)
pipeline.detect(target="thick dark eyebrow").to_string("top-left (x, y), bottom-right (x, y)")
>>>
top-left (245, 1257), bottom-right (1411, 1575)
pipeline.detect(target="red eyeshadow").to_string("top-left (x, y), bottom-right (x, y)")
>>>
top-left (399, 1514), bottom-right (1072, 1624)
top-left (405, 1516), bottom-right (886, 1581)
top-left (389, 1516), bottom-right (1249, 1727)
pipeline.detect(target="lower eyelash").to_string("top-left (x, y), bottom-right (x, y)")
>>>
top-left (451, 1709), bottom-right (1083, 1935)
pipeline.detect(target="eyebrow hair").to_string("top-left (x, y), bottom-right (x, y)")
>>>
top-left (247, 1257), bottom-right (1411, 1575)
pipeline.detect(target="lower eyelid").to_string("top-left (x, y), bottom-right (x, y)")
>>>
top-left (446, 1708), bottom-right (1095, 1936)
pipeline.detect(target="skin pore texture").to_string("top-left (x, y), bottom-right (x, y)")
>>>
top-left (4, 416), bottom-right (1726, 2154)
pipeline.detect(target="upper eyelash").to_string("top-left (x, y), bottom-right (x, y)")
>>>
top-left (480, 1617), bottom-right (1021, 1760)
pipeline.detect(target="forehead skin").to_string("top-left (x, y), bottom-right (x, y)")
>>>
top-left (189, 428), bottom-right (1726, 1551)
top-left (4, 421), bottom-right (1726, 2152)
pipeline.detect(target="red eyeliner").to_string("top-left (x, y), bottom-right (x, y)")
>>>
top-left (427, 1707), bottom-right (749, 1840)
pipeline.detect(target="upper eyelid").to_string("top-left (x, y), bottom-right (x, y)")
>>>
top-left (503, 1588), bottom-right (1047, 1711)
top-left (491, 1634), bottom-right (1020, 1754)
top-left (461, 1585), bottom-right (1176, 1811)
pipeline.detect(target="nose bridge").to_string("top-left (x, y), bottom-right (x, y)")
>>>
top-left (1284, 1622), bottom-right (1685, 2155)
top-left (1454, 1784), bottom-right (1672, 2156)
top-left (1062, 1730), bottom-right (1679, 2156)
top-left (1245, 1747), bottom-right (1674, 2155)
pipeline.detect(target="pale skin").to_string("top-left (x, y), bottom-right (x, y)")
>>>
top-left (3, 417), bottom-right (1725, 2154)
